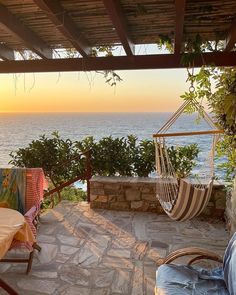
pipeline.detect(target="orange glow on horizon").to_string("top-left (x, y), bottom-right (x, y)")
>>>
top-left (0, 69), bottom-right (190, 113)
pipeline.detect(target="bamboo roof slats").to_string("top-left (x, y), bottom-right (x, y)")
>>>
top-left (0, 2), bottom-right (52, 58)
top-left (0, 0), bottom-right (235, 50)
top-left (122, 0), bottom-right (175, 44)
top-left (60, 0), bottom-right (118, 47)
top-left (225, 18), bottom-right (236, 51)
top-left (0, 0), bottom-right (71, 50)
top-left (0, 43), bottom-right (14, 60)
top-left (0, 0), bottom-right (235, 71)
top-left (184, 0), bottom-right (236, 41)
top-left (32, 0), bottom-right (92, 57)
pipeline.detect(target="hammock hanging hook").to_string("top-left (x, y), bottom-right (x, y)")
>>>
top-left (187, 62), bottom-right (195, 93)
top-left (189, 85), bottom-right (195, 93)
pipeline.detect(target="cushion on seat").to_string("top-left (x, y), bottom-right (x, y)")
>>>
top-left (223, 232), bottom-right (236, 295)
top-left (156, 264), bottom-right (229, 295)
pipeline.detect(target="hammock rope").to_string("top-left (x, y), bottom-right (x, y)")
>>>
top-left (153, 100), bottom-right (223, 221)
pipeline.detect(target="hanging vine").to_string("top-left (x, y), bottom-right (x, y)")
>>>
top-left (90, 45), bottom-right (123, 87)
top-left (157, 34), bottom-right (236, 184)
top-left (64, 46), bottom-right (123, 88)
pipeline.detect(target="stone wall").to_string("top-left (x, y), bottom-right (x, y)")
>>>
top-left (90, 176), bottom-right (226, 218)
top-left (225, 177), bottom-right (236, 235)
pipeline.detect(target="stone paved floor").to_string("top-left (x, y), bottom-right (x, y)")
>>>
top-left (0, 201), bottom-right (229, 295)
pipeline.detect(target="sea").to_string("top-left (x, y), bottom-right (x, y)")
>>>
top-left (0, 112), bottom-right (225, 179)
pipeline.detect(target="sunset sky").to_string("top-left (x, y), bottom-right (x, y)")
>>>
top-left (0, 44), bottom-right (196, 113)
top-left (0, 68), bottom-right (190, 113)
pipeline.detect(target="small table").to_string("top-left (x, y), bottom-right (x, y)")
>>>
top-left (0, 208), bottom-right (35, 259)
top-left (0, 208), bottom-right (33, 294)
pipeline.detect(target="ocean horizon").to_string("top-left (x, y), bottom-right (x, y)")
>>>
top-left (0, 112), bottom-right (224, 179)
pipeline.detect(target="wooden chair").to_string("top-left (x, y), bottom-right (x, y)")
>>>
top-left (155, 233), bottom-right (236, 294)
top-left (0, 168), bottom-right (47, 273)
top-left (0, 278), bottom-right (19, 295)
top-left (157, 246), bottom-right (223, 266)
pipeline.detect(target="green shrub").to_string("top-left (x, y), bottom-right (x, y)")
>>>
top-left (133, 139), bottom-right (155, 177)
top-left (167, 144), bottom-right (200, 179)
top-left (75, 134), bottom-right (156, 177)
top-left (10, 133), bottom-right (199, 183)
top-left (41, 186), bottom-right (87, 209)
top-left (9, 131), bottom-right (85, 187)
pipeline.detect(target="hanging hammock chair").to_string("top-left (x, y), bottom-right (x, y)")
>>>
top-left (153, 100), bottom-right (223, 221)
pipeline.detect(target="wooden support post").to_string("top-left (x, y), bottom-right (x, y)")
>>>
top-left (0, 52), bottom-right (236, 73)
top-left (103, 0), bottom-right (135, 56)
top-left (85, 150), bottom-right (92, 203)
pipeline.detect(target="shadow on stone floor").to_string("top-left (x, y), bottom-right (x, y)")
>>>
top-left (0, 201), bottom-right (228, 295)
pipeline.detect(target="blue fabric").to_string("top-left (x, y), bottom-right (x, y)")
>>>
top-left (223, 232), bottom-right (236, 295)
top-left (156, 264), bottom-right (229, 295)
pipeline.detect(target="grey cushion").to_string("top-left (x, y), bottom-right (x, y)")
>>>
top-left (223, 232), bottom-right (236, 295)
top-left (156, 264), bottom-right (229, 295)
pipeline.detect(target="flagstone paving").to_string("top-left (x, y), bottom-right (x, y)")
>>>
top-left (0, 201), bottom-right (228, 295)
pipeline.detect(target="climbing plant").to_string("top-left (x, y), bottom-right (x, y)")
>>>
top-left (157, 34), bottom-right (236, 185)
top-left (181, 66), bottom-right (236, 184)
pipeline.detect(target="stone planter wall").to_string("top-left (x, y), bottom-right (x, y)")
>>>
top-left (90, 176), bottom-right (226, 218)
top-left (225, 178), bottom-right (236, 235)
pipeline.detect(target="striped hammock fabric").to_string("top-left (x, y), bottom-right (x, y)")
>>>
top-left (157, 178), bottom-right (214, 221)
top-left (153, 99), bottom-right (221, 221)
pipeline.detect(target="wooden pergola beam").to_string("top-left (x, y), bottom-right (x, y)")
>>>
top-left (0, 52), bottom-right (235, 73)
top-left (103, 0), bottom-right (135, 56)
top-left (174, 0), bottom-right (186, 54)
top-left (0, 4), bottom-right (52, 59)
top-left (225, 18), bottom-right (236, 51)
top-left (32, 0), bottom-right (91, 57)
top-left (0, 44), bottom-right (14, 60)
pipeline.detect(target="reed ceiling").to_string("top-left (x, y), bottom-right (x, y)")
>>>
top-left (0, 0), bottom-right (235, 72)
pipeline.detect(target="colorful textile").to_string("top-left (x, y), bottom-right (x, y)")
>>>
top-left (0, 168), bottom-right (48, 215)
top-left (0, 168), bottom-right (48, 251)
top-left (0, 168), bottom-right (47, 255)
top-left (0, 168), bottom-right (26, 214)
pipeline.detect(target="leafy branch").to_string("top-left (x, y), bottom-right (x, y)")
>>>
top-left (156, 32), bottom-right (236, 184)
top-left (92, 46), bottom-right (123, 87)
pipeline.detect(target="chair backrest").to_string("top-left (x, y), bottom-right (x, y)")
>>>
top-left (223, 232), bottom-right (236, 295)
